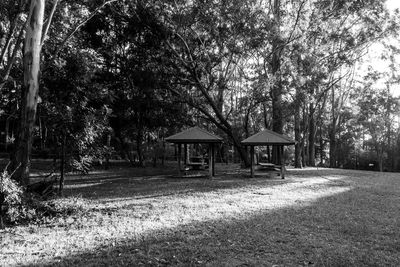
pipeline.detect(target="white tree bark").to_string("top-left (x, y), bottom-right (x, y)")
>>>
top-left (14, 0), bottom-right (45, 185)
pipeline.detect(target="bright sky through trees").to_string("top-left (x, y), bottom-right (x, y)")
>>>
top-left (385, 0), bottom-right (400, 96)
top-left (360, 0), bottom-right (400, 97)
top-left (386, 0), bottom-right (400, 11)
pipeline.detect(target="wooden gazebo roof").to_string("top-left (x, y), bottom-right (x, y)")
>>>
top-left (241, 129), bottom-right (295, 146)
top-left (165, 127), bottom-right (223, 144)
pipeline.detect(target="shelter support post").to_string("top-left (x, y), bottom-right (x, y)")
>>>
top-left (208, 144), bottom-right (214, 178)
top-left (184, 144), bottom-right (188, 166)
top-left (281, 145), bottom-right (285, 179)
top-left (212, 144), bottom-right (215, 176)
top-left (250, 145), bottom-right (255, 178)
top-left (177, 144), bottom-right (182, 177)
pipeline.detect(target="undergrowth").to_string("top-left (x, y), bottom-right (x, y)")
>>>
top-left (1, 167), bottom-right (84, 228)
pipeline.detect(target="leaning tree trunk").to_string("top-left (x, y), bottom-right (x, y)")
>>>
top-left (12, 0), bottom-right (45, 186)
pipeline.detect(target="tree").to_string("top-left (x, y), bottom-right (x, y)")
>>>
top-left (75, 1), bottom-right (191, 166)
top-left (357, 72), bottom-right (400, 172)
top-left (7, 0), bottom-right (119, 184)
top-left (12, 0), bottom-right (45, 186)
top-left (154, 0), bottom-right (268, 165)
top-left (285, 0), bottom-right (393, 167)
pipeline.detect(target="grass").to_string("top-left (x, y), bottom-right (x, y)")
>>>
top-left (1, 164), bottom-right (400, 266)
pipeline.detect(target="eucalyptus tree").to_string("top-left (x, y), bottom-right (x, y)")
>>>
top-left (1, 0), bottom-right (118, 185)
top-left (11, 0), bottom-right (45, 186)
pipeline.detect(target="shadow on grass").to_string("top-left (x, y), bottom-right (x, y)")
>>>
top-left (36, 176), bottom-right (400, 267)
top-left (61, 167), bottom-right (354, 202)
top-left (62, 171), bottom-right (295, 202)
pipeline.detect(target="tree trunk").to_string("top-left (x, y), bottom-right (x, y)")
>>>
top-left (162, 141), bottom-right (166, 166)
top-left (12, 0), bottom-right (45, 186)
top-left (301, 140), bottom-right (307, 167)
top-left (308, 103), bottom-right (316, 167)
top-left (294, 100), bottom-right (302, 168)
top-left (271, 0), bottom-right (283, 135)
top-left (244, 108), bottom-right (251, 139)
top-left (5, 117), bottom-right (10, 152)
top-left (329, 127), bottom-right (336, 168)
top-left (105, 133), bottom-right (111, 170)
top-left (116, 135), bottom-right (134, 165)
top-left (376, 145), bottom-right (384, 172)
top-left (319, 123), bottom-right (325, 165)
top-left (231, 133), bottom-right (249, 167)
top-left (136, 129), bottom-right (145, 167)
top-left (59, 133), bottom-right (66, 196)
top-left (262, 103), bottom-right (270, 129)
top-left (301, 106), bottom-right (308, 167)
top-left (270, 0), bottom-right (283, 165)
top-left (329, 87), bottom-right (337, 168)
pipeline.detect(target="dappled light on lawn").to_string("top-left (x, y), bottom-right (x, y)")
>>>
top-left (64, 182), bottom-right (105, 189)
top-left (0, 168), bottom-right (361, 266)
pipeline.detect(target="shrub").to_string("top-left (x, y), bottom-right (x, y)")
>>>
top-left (0, 168), bottom-right (36, 226)
top-left (1, 167), bottom-right (85, 228)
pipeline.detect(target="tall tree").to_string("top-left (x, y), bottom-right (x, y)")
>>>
top-left (12, 0), bottom-right (44, 185)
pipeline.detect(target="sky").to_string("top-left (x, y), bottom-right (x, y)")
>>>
top-left (386, 0), bottom-right (400, 11)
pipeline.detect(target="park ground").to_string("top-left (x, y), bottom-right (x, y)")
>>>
top-left (1, 164), bottom-right (400, 266)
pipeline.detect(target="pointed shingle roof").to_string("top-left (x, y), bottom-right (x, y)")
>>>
top-left (165, 127), bottom-right (223, 143)
top-left (241, 129), bottom-right (295, 146)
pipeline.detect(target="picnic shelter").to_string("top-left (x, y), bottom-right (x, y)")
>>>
top-left (165, 127), bottom-right (223, 177)
top-left (241, 129), bottom-right (296, 178)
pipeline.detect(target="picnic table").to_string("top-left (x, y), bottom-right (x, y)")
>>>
top-left (185, 156), bottom-right (208, 170)
top-left (258, 162), bottom-right (285, 178)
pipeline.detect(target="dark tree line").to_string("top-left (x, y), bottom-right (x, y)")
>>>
top-left (0, 0), bottom-right (400, 188)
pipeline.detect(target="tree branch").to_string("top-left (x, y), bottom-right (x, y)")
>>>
top-left (54, 0), bottom-right (118, 56)
top-left (0, 18), bottom-right (27, 91)
top-left (41, 0), bottom-right (59, 46)
top-left (0, 18), bottom-right (18, 67)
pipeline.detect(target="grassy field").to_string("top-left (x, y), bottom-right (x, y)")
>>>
top-left (1, 165), bottom-right (400, 266)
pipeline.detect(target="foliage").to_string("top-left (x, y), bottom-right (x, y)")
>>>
top-left (0, 168), bottom-right (36, 224)
top-left (71, 155), bottom-right (94, 174)
top-left (0, 165), bottom-right (87, 227)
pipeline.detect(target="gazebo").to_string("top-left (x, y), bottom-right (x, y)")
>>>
top-left (165, 127), bottom-right (223, 177)
top-left (241, 129), bottom-right (296, 178)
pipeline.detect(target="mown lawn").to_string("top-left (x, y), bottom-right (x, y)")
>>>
top-left (1, 165), bottom-right (400, 266)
